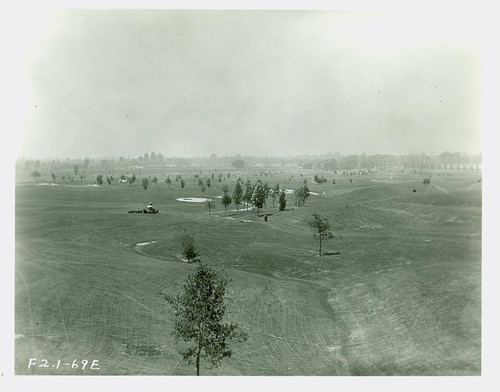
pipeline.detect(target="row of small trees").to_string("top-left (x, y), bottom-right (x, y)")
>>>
top-left (38, 171), bottom-right (312, 210)
top-left (210, 180), bottom-right (290, 214)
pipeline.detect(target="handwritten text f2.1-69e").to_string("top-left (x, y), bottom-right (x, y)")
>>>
top-left (27, 358), bottom-right (100, 370)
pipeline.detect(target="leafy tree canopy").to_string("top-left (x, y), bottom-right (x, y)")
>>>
top-left (165, 264), bottom-right (248, 375)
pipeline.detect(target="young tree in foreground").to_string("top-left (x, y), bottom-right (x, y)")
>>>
top-left (96, 174), bottom-right (103, 185)
top-left (128, 174), bottom-right (136, 187)
top-left (152, 176), bottom-right (158, 187)
top-left (307, 213), bottom-right (333, 256)
top-left (165, 177), bottom-right (172, 188)
top-left (165, 264), bottom-right (248, 376)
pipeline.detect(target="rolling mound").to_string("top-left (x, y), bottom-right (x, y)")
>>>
top-left (331, 181), bottom-right (481, 208)
top-left (332, 185), bottom-right (404, 205)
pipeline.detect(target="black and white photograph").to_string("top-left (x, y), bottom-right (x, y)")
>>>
top-left (3, 0), bottom-right (497, 389)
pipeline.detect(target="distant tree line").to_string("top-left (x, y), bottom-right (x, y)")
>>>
top-left (17, 151), bottom-right (481, 183)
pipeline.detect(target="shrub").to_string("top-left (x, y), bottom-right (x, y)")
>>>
top-left (181, 233), bottom-right (199, 262)
top-left (279, 191), bottom-right (286, 211)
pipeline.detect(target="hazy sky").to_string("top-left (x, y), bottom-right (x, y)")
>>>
top-left (19, 9), bottom-right (481, 159)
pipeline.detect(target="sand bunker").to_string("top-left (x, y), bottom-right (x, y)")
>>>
top-left (359, 224), bottom-right (384, 229)
top-left (136, 240), bottom-right (158, 246)
top-left (176, 197), bottom-right (213, 203)
top-left (225, 217), bottom-right (252, 221)
top-left (35, 183), bottom-right (58, 186)
top-left (285, 189), bottom-right (319, 196)
top-left (231, 205), bottom-right (253, 212)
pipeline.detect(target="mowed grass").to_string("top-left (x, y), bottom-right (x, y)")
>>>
top-left (15, 170), bottom-right (481, 375)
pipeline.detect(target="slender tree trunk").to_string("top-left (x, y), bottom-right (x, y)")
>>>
top-left (319, 236), bottom-right (322, 256)
top-left (196, 346), bottom-right (201, 376)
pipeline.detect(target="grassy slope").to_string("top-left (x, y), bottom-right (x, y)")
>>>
top-left (15, 171), bottom-right (481, 375)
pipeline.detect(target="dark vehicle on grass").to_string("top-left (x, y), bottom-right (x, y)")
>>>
top-left (128, 207), bottom-right (159, 214)
top-left (128, 202), bottom-right (159, 214)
